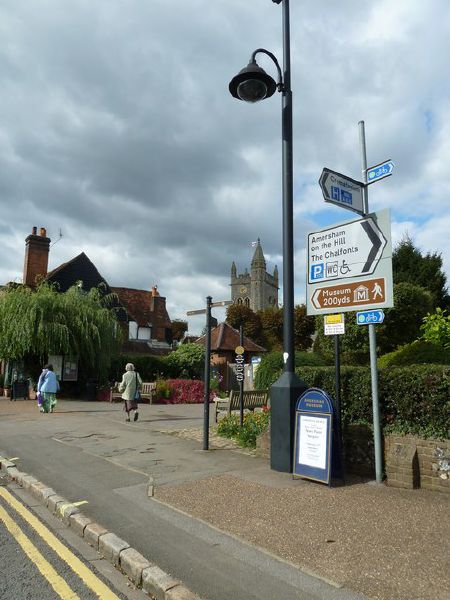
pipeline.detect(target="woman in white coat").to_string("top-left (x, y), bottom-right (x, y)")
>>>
top-left (118, 363), bottom-right (142, 422)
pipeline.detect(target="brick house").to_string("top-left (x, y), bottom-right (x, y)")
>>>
top-left (1, 227), bottom-right (173, 390)
top-left (195, 322), bottom-right (266, 390)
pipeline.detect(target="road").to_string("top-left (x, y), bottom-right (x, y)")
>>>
top-left (0, 399), bottom-right (365, 600)
top-left (0, 473), bottom-right (146, 600)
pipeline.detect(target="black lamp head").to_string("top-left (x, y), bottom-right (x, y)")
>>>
top-left (229, 59), bottom-right (277, 102)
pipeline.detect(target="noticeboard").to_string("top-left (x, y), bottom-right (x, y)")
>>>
top-left (293, 388), bottom-right (334, 484)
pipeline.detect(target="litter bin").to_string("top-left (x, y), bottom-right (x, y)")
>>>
top-left (12, 380), bottom-right (29, 401)
top-left (86, 379), bottom-right (98, 401)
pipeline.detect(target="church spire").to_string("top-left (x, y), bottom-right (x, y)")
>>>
top-left (251, 238), bottom-right (266, 269)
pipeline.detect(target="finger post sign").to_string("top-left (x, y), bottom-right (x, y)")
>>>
top-left (306, 209), bottom-right (393, 315)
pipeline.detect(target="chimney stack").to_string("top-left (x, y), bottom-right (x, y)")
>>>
top-left (23, 226), bottom-right (51, 287)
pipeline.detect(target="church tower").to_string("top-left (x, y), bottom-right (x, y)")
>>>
top-left (230, 240), bottom-right (278, 311)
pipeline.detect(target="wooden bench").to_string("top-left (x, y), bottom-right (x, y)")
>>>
top-left (110, 381), bottom-right (156, 404)
top-left (214, 389), bottom-right (269, 423)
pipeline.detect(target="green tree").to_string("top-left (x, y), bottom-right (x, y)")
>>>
top-left (421, 308), bottom-right (450, 349)
top-left (393, 236), bottom-right (449, 309)
top-left (165, 343), bottom-right (205, 379)
top-left (259, 307), bottom-right (283, 350)
top-left (225, 304), bottom-right (263, 344)
top-left (377, 282), bottom-right (433, 353)
top-left (294, 304), bottom-right (315, 351)
top-left (0, 282), bottom-right (121, 383)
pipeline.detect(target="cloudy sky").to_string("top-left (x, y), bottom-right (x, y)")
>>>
top-left (1, 0), bottom-right (449, 333)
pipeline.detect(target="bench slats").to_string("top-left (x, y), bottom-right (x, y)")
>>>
top-left (214, 389), bottom-right (269, 422)
top-left (110, 381), bottom-right (156, 404)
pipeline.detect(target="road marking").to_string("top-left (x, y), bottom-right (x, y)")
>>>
top-left (0, 504), bottom-right (81, 600)
top-left (72, 500), bottom-right (89, 507)
top-left (8, 457), bottom-right (20, 461)
top-left (0, 488), bottom-right (121, 600)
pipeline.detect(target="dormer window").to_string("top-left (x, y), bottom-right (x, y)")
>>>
top-left (128, 321), bottom-right (151, 341)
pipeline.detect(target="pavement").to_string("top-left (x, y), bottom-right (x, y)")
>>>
top-left (0, 398), bottom-right (449, 600)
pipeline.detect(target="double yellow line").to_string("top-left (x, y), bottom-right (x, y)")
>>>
top-left (0, 487), bottom-right (120, 600)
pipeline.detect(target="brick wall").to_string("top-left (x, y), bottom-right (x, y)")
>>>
top-left (384, 434), bottom-right (449, 494)
top-left (256, 425), bottom-right (449, 494)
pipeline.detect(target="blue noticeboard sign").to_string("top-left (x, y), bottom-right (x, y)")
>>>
top-left (293, 388), bottom-right (334, 484)
top-left (356, 309), bottom-right (385, 325)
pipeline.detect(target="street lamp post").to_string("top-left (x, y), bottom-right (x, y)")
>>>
top-left (229, 0), bottom-right (306, 472)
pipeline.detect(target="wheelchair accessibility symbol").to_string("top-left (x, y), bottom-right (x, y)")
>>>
top-left (340, 260), bottom-right (351, 275)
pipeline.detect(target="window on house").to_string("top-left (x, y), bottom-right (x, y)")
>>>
top-left (137, 327), bottom-right (151, 340)
top-left (244, 297), bottom-right (250, 307)
top-left (129, 321), bottom-right (151, 340)
top-left (128, 321), bottom-right (138, 339)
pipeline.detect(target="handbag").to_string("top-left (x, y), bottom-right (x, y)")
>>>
top-left (134, 372), bottom-right (141, 402)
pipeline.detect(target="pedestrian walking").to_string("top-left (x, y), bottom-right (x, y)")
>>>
top-left (37, 364), bottom-right (60, 413)
top-left (118, 363), bottom-right (142, 422)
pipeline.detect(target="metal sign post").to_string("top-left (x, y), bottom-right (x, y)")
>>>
top-left (359, 120), bottom-right (383, 485)
top-left (236, 325), bottom-right (245, 427)
top-left (187, 298), bottom-right (232, 451)
top-left (324, 314), bottom-right (345, 483)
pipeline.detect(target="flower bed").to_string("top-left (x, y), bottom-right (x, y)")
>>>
top-left (155, 379), bottom-right (215, 404)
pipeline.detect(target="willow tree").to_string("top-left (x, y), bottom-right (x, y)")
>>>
top-left (0, 282), bottom-right (122, 383)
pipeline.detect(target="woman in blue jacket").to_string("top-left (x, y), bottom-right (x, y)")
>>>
top-left (37, 364), bottom-right (60, 413)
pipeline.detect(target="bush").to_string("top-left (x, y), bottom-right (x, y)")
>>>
top-left (155, 379), bottom-right (215, 404)
top-left (217, 409), bottom-right (270, 448)
top-left (110, 354), bottom-right (169, 383)
top-left (378, 340), bottom-right (450, 368)
top-left (254, 351), bottom-right (329, 389)
top-left (164, 344), bottom-right (205, 379)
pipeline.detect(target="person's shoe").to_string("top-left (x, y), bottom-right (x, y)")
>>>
top-left (134, 412), bottom-right (139, 422)
top-left (126, 417), bottom-right (131, 422)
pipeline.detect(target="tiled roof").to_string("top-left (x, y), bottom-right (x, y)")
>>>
top-left (111, 287), bottom-right (171, 329)
top-left (195, 322), bottom-right (266, 352)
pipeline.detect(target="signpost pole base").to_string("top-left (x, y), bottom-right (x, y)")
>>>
top-left (270, 370), bottom-right (307, 472)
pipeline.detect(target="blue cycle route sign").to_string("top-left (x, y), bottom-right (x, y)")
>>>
top-left (356, 309), bottom-right (385, 325)
top-left (366, 160), bottom-right (394, 184)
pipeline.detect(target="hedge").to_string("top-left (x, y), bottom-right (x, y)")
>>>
top-left (378, 340), bottom-right (450, 368)
top-left (259, 364), bottom-right (449, 439)
top-left (255, 351), bottom-right (329, 389)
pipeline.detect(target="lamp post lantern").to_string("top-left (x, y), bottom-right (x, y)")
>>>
top-left (229, 0), bottom-right (306, 472)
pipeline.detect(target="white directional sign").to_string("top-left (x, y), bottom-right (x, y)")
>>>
top-left (367, 160), bottom-right (394, 184)
top-left (308, 214), bottom-right (387, 284)
top-left (306, 209), bottom-right (393, 315)
top-left (319, 168), bottom-right (365, 215)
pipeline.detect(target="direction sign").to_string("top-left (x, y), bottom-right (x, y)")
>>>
top-left (308, 215), bottom-right (387, 284)
top-left (311, 277), bottom-right (387, 312)
top-left (319, 168), bottom-right (365, 215)
top-left (366, 160), bottom-right (394, 184)
top-left (186, 308), bottom-right (207, 316)
top-left (211, 300), bottom-right (233, 308)
top-left (356, 309), bottom-right (385, 324)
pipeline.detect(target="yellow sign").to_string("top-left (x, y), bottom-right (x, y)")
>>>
top-left (235, 346), bottom-right (245, 355)
top-left (324, 314), bottom-right (344, 325)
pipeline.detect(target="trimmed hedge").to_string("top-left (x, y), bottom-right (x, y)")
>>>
top-left (258, 364), bottom-right (449, 439)
top-left (255, 351), bottom-right (329, 389)
top-left (378, 340), bottom-right (450, 368)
